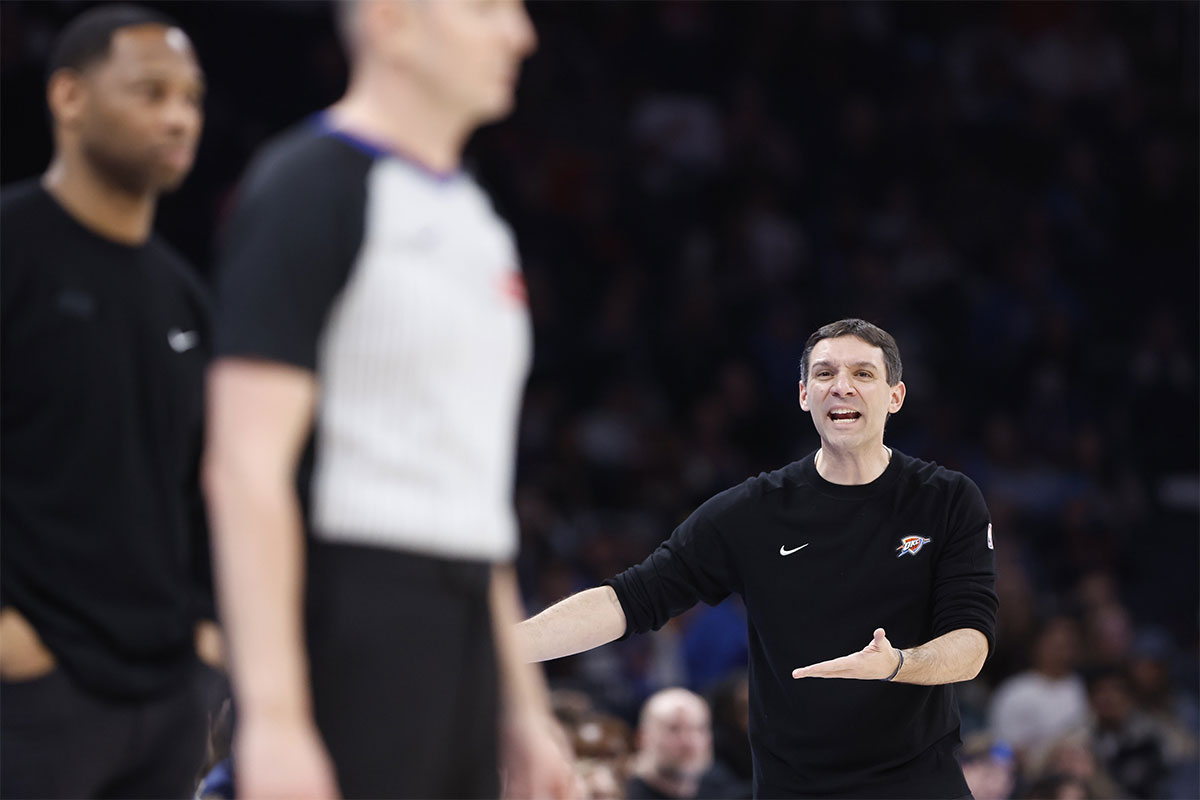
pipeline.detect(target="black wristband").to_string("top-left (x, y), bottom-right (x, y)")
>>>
top-left (882, 649), bottom-right (904, 682)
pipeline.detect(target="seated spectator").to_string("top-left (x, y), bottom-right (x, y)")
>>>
top-left (572, 712), bottom-right (635, 764)
top-left (1036, 732), bottom-right (1123, 798)
top-left (626, 688), bottom-right (743, 800)
top-left (961, 733), bottom-right (1018, 800)
top-left (708, 671), bottom-right (753, 792)
top-left (577, 757), bottom-right (626, 800)
top-left (990, 617), bottom-right (1091, 768)
top-left (195, 697), bottom-right (235, 800)
top-left (1021, 773), bottom-right (1093, 800)
top-left (1087, 666), bottom-right (1168, 799)
top-left (1126, 630), bottom-right (1200, 798)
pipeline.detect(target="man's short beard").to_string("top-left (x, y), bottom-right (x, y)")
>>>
top-left (654, 762), bottom-right (701, 783)
top-left (82, 139), bottom-right (160, 197)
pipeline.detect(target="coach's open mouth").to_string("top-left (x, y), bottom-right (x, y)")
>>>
top-left (829, 409), bottom-right (862, 424)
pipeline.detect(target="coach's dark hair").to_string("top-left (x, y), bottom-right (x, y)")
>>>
top-left (46, 4), bottom-right (178, 83)
top-left (799, 318), bottom-right (903, 386)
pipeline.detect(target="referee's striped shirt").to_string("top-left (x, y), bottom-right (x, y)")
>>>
top-left (213, 116), bottom-right (531, 562)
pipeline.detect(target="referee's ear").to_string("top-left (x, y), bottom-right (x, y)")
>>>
top-left (356, 0), bottom-right (422, 66)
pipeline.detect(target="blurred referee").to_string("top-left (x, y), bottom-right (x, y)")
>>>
top-left (204, 1), bottom-right (575, 798)
top-left (0, 6), bottom-right (218, 798)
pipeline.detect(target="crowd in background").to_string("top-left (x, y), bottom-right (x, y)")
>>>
top-left (3, 2), bottom-right (1197, 799)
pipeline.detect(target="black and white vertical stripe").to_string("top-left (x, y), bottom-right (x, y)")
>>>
top-left (310, 158), bottom-right (531, 560)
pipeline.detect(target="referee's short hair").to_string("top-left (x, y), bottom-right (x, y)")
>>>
top-left (800, 318), bottom-right (904, 386)
top-left (47, 4), bottom-right (179, 83)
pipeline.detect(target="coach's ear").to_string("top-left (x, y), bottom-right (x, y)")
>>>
top-left (798, 379), bottom-right (811, 412)
top-left (888, 381), bottom-right (906, 414)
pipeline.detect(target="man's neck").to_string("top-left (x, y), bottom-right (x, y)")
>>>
top-left (634, 761), bottom-right (700, 799)
top-left (1036, 665), bottom-right (1072, 681)
top-left (42, 157), bottom-right (155, 245)
top-left (329, 70), bottom-right (470, 175)
top-left (815, 444), bottom-right (892, 486)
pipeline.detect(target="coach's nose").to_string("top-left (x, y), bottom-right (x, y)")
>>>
top-left (831, 371), bottom-right (856, 396)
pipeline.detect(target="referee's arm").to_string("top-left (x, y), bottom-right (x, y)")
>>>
top-left (203, 357), bottom-right (338, 799)
top-left (491, 566), bottom-right (582, 798)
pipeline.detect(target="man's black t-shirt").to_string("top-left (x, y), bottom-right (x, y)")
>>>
top-left (0, 181), bottom-right (211, 700)
top-left (605, 450), bottom-right (999, 799)
top-left (626, 764), bottom-right (752, 799)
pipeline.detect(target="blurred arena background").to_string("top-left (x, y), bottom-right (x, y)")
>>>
top-left (3, 2), bottom-right (1197, 798)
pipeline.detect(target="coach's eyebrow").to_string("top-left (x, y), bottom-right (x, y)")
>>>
top-left (809, 360), bottom-right (882, 372)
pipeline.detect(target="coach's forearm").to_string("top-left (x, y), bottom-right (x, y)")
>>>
top-left (204, 457), bottom-right (311, 721)
top-left (894, 628), bottom-right (988, 685)
top-left (516, 586), bottom-right (627, 663)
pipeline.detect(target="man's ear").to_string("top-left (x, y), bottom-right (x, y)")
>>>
top-left (360, 0), bottom-right (421, 65)
top-left (798, 379), bottom-right (810, 412)
top-left (888, 381), bottom-right (906, 414)
top-left (47, 69), bottom-right (86, 131)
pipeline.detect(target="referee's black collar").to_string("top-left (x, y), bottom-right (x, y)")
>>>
top-left (310, 111), bottom-right (465, 185)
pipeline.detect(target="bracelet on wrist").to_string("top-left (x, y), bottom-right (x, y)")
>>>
top-left (882, 649), bottom-right (904, 682)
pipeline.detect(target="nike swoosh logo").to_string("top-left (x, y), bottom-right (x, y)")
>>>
top-left (168, 329), bottom-right (200, 353)
top-left (779, 544), bottom-right (809, 556)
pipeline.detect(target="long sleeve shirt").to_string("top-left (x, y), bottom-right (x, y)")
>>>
top-left (605, 449), bottom-right (998, 799)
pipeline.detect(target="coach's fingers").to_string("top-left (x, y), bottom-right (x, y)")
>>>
top-left (793, 628), bottom-right (900, 679)
top-left (792, 652), bottom-right (857, 679)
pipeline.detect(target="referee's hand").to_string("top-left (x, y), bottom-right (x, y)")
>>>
top-left (500, 709), bottom-right (580, 800)
top-left (791, 627), bottom-right (903, 681)
top-left (236, 714), bottom-right (341, 800)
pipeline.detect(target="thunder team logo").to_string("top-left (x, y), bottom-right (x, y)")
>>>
top-left (896, 535), bottom-right (932, 557)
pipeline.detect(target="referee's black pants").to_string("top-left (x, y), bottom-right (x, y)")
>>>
top-left (306, 540), bottom-right (499, 799)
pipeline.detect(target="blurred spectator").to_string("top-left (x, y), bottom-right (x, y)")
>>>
top-left (680, 598), bottom-right (749, 693)
top-left (961, 733), bottom-right (1018, 800)
top-left (573, 713), bottom-right (635, 765)
top-left (1081, 602), bottom-right (1134, 670)
top-left (626, 688), bottom-right (742, 800)
top-left (1126, 631), bottom-right (1200, 797)
top-left (1086, 666), bottom-right (1168, 799)
top-left (990, 617), bottom-right (1090, 767)
top-left (577, 758), bottom-right (626, 800)
top-left (1036, 732), bottom-right (1123, 799)
top-left (707, 671), bottom-right (753, 793)
top-left (195, 697), bottom-right (235, 799)
top-left (1021, 772), bottom-right (1093, 800)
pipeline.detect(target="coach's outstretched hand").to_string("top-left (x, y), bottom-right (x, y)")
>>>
top-left (792, 627), bottom-right (903, 681)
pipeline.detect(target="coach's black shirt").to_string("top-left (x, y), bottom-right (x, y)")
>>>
top-left (1, 181), bottom-right (211, 700)
top-left (605, 449), bottom-right (998, 799)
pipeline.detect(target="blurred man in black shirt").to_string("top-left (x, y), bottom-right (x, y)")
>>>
top-left (0, 6), bottom-right (216, 798)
